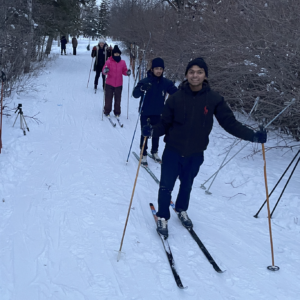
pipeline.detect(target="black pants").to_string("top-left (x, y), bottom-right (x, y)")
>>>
top-left (156, 148), bottom-right (204, 220)
top-left (104, 84), bottom-right (122, 116)
top-left (73, 47), bottom-right (76, 55)
top-left (61, 48), bottom-right (66, 55)
top-left (140, 115), bottom-right (161, 156)
top-left (94, 67), bottom-right (105, 88)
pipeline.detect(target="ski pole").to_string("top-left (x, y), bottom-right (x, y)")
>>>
top-left (117, 121), bottom-right (149, 262)
top-left (261, 141), bottom-right (280, 271)
top-left (126, 90), bottom-right (148, 163)
top-left (127, 74), bottom-right (130, 119)
top-left (101, 46), bottom-right (108, 121)
top-left (200, 98), bottom-right (296, 191)
top-left (204, 98), bottom-right (260, 194)
top-left (0, 71), bottom-right (6, 154)
top-left (87, 57), bottom-right (94, 88)
top-left (254, 149), bottom-right (300, 218)
top-left (270, 155), bottom-right (300, 218)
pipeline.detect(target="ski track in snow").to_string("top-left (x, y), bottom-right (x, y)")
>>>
top-left (0, 38), bottom-right (300, 300)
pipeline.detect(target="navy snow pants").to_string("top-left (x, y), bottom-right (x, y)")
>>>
top-left (156, 148), bottom-right (204, 220)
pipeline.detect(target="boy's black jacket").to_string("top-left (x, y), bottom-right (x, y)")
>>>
top-left (133, 70), bottom-right (177, 116)
top-left (153, 80), bottom-right (255, 157)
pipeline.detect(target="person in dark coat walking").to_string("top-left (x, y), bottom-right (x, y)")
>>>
top-left (60, 36), bottom-right (67, 55)
top-left (133, 57), bottom-right (177, 167)
top-left (91, 39), bottom-right (111, 90)
top-left (142, 57), bottom-right (267, 238)
top-left (72, 37), bottom-right (78, 55)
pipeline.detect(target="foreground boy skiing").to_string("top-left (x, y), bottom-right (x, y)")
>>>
top-left (142, 57), bottom-right (267, 238)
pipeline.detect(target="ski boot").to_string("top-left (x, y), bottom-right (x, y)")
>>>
top-left (151, 152), bottom-right (162, 164)
top-left (177, 211), bottom-right (193, 229)
top-left (141, 155), bottom-right (148, 167)
top-left (157, 217), bottom-right (168, 238)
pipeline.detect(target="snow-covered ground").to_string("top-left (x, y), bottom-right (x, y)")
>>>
top-left (0, 38), bottom-right (300, 300)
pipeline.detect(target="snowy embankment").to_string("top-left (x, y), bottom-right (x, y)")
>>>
top-left (0, 38), bottom-right (299, 300)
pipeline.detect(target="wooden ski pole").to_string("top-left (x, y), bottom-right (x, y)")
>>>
top-left (117, 120), bottom-right (150, 261)
top-left (261, 141), bottom-right (279, 271)
top-left (87, 57), bottom-right (94, 88)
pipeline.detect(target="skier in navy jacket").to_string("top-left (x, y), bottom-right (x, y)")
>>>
top-left (133, 58), bottom-right (177, 167)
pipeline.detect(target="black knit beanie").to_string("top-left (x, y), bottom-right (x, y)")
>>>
top-left (185, 57), bottom-right (208, 77)
top-left (151, 57), bottom-right (165, 69)
top-left (112, 45), bottom-right (122, 55)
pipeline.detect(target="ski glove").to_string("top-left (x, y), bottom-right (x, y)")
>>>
top-left (142, 124), bottom-right (153, 137)
top-left (140, 83), bottom-right (152, 92)
top-left (127, 69), bottom-right (131, 76)
top-left (104, 67), bottom-right (109, 74)
top-left (253, 127), bottom-right (267, 143)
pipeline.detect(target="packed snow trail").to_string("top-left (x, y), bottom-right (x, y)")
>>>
top-left (0, 38), bottom-right (300, 300)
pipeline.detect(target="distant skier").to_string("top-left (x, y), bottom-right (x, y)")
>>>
top-left (142, 57), bottom-right (267, 238)
top-left (91, 39), bottom-right (111, 90)
top-left (133, 57), bottom-right (177, 167)
top-left (102, 45), bottom-right (130, 117)
top-left (72, 37), bottom-right (78, 55)
top-left (60, 36), bottom-right (67, 55)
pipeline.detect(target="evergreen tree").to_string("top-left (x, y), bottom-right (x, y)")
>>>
top-left (81, 0), bottom-right (100, 38)
top-left (99, 0), bottom-right (110, 37)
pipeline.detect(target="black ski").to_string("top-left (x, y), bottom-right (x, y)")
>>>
top-left (170, 201), bottom-right (224, 273)
top-left (115, 116), bottom-right (123, 127)
top-left (132, 152), bottom-right (160, 184)
top-left (106, 115), bottom-right (116, 127)
top-left (149, 203), bottom-right (187, 289)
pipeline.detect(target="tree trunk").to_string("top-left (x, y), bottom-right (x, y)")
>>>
top-left (45, 36), bottom-right (53, 56)
top-left (24, 0), bottom-right (34, 74)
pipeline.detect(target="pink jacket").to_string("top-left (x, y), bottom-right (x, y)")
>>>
top-left (102, 56), bottom-right (128, 88)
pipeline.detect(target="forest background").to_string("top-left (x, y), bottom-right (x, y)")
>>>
top-left (1, 0), bottom-right (299, 147)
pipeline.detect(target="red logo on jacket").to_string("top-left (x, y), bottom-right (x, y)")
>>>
top-left (204, 106), bottom-right (208, 115)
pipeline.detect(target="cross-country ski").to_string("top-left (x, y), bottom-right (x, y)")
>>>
top-left (149, 203), bottom-right (187, 289)
top-left (170, 201), bottom-right (224, 273)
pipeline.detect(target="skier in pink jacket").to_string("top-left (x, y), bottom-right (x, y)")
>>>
top-left (102, 45), bottom-right (131, 117)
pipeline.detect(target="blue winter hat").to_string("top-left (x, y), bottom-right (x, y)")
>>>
top-left (185, 57), bottom-right (208, 77)
top-left (151, 57), bottom-right (165, 69)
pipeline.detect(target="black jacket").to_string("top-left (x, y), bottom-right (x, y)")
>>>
top-left (61, 37), bottom-right (67, 49)
top-left (153, 80), bottom-right (255, 157)
top-left (133, 70), bottom-right (177, 116)
top-left (91, 43), bottom-right (111, 70)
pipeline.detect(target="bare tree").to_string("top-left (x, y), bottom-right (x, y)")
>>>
top-left (109, 0), bottom-right (300, 143)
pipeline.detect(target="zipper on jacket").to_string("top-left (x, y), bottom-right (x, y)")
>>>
top-left (203, 93), bottom-right (208, 128)
top-left (184, 96), bottom-right (196, 156)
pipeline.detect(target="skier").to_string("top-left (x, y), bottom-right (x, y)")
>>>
top-left (60, 36), bottom-right (68, 55)
top-left (142, 57), bottom-right (267, 238)
top-left (102, 45), bottom-right (131, 117)
top-left (72, 37), bottom-right (78, 55)
top-left (91, 39), bottom-right (111, 90)
top-left (133, 57), bottom-right (177, 167)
